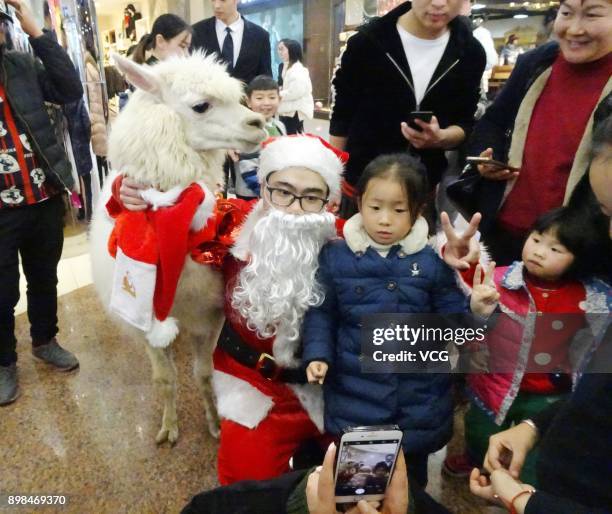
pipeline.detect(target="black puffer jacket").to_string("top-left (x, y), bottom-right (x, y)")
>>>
top-left (330, 2), bottom-right (486, 187)
top-left (0, 33), bottom-right (83, 190)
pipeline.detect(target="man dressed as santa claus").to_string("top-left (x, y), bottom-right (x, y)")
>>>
top-left (212, 135), bottom-right (345, 484)
top-left (118, 135), bottom-right (347, 484)
top-left (116, 135), bottom-right (481, 485)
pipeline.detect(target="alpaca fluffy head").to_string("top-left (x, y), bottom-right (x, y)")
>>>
top-left (108, 52), bottom-right (267, 191)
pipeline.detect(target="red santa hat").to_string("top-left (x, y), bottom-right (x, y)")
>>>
top-left (258, 135), bottom-right (347, 201)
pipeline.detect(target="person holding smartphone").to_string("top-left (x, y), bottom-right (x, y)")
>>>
top-left (329, 0), bottom-right (485, 217)
top-left (181, 441), bottom-right (412, 514)
top-left (463, 0), bottom-right (611, 264)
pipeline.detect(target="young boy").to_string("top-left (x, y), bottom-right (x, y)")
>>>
top-left (232, 75), bottom-right (286, 200)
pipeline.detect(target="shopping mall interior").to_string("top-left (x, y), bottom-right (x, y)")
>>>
top-left (1, 0), bottom-right (592, 512)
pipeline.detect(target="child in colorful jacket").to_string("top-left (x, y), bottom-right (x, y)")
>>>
top-left (444, 206), bottom-right (611, 484)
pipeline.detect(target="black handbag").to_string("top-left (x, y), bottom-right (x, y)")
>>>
top-left (445, 164), bottom-right (484, 220)
top-left (446, 165), bottom-right (509, 235)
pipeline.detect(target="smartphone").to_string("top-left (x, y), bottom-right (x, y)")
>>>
top-left (408, 111), bottom-right (434, 131)
top-left (466, 156), bottom-right (519, 171)
top-left (334, 426), bottom-right (403, 504)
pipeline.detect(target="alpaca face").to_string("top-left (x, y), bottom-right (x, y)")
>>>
top-left (115, 52), bottom-right (266, 154)
top-left (167, 88), bottom-right (265, 154)
top-left (109, 52), bottom-right (268, 189)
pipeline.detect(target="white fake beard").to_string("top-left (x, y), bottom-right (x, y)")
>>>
top-left (231, 207), bottom-right (336, 341)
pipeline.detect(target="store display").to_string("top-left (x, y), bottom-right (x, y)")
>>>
top-left (123, 3), bottom-right (141, 41)
top-left (240, 0), bottom-right (304, 81)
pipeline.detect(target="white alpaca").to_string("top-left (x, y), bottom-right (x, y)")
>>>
top-left (90, 52), bottom-right (266, 444)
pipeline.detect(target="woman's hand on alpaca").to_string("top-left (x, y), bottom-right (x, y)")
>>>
top-left (470, 262), bottom-right (499, 317)
top-left (307, 361), bottom-right (328, 384)
top-left (477, 148), bottom-right (520, 181)
top-left (470, 468), bottom-right (534, 514)
top-left (484, 422), bottom-right (538, 478)
top-left (120, 176), bottom-right (149, 211)
top-left (440, 211), bottom-right (482, 270)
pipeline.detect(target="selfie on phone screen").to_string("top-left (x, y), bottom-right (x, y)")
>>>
top-left (335, 437), bottom-right (401, 500)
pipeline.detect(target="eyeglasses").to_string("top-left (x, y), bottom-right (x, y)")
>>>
top-left (265, 184), bottom-right (328, 213)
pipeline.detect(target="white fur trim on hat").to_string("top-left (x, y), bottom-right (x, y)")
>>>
top-left (258, 136), bottom-right (344, 201)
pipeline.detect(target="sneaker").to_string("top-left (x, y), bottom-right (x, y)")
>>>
top-left (442, 453), bottom-right (477, 478)
top-left (32, 339), bottom-right (79, 371)
top-left (0, 363), bottom-right (19, 405)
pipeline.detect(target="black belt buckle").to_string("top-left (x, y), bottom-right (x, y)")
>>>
top-left (256, 353), bottom-right (279, 380)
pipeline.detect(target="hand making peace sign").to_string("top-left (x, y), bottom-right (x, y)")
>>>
top-left (470, 262), bottom-right (499, 318)
top-left (440, 211), bottom-right (482, 271)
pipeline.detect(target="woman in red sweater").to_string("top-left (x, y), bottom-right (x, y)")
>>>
top-left (464, 0), bottom-right (611, 264)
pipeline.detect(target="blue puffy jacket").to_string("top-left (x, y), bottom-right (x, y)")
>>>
top-left (302, 217), bottom-right (468, 455)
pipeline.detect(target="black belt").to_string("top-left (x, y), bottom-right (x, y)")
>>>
top-left (217, 322), bottom-right (308, 384)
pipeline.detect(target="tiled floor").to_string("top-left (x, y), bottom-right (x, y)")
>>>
top-left (4, 286), bottom-right (220, 514)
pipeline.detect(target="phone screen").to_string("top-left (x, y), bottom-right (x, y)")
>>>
top-left (335, 438), bottom-right (401, 498)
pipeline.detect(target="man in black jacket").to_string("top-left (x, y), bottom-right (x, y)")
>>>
top-left (191, 0), bottom-right (272, 85)
top-left (0, 0), bottom-right (83, 406)
top-left (330, 0), bottom-right (485, 215)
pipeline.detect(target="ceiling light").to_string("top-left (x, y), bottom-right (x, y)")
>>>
top-left (514, 13), bottom-right (529, 17)
top-left (472, 3), bottom-right (486, 9)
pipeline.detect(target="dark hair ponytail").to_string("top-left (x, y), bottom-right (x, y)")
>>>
top-left (132, 33), bottom-right (153, 64)
top-left (131, 13), bottom-right (191, 64)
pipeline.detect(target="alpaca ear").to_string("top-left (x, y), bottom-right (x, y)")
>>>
top-left (112, 53), bottom-right (161, 97)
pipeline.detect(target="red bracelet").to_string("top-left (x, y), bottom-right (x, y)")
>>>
top-left (509, 489), bottom-right (535, 514)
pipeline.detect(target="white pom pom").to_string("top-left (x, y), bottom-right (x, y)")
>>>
top-left (146, 317), bottom-right (179, 348)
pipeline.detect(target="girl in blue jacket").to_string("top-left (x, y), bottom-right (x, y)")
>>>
top-left (302, 153), bottom-right (494, 487)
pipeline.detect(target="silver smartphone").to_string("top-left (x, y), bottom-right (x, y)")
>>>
top-left (334, 427), bottom-right (403, 504)
top-left (466, 156), bottom-right (519, 172)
